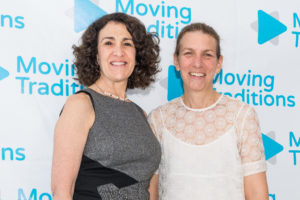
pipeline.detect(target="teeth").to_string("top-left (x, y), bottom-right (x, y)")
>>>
top-left (190, 72), bottom-right (204, 77)
top-left (111, 62), bottom-right (126, 66)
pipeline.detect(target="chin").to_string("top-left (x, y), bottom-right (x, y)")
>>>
top-left (185, 84), bottom-right (205, 91)
top-left (111, 76), bottom-right (130, 83)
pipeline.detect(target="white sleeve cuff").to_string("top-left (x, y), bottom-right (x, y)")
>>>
top-left (243, 159), bottom-right (267, 177)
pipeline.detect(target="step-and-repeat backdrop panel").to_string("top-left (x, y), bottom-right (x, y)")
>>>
top-left (0, 0), bottom-right (299, 199)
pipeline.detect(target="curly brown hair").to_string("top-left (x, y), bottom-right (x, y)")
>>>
top-left (73, 12), bottom-right (160, 89)
top-left (174, 23), bottom-right (221, 59)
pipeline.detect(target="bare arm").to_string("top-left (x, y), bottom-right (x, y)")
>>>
top-left (238, 106), bottom-right (268, 200)
top-left (51, 93), bottom-right (94, 200)
top-left (244, 172), bottom-right (269, 200)
top-left (149, 174), bottom-right (159, 200)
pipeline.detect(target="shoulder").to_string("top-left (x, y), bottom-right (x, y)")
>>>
top-left (149, 105), bottom-right (163, 117)
top-left (221, 96), bottom-right (260, 126)
top-left (55, 92), bottom-right (95, 135)
top-left (148, 97), bottom-right (181, 119)
top-left (66, 92), bottom-right (92, 108)
top-left (216, 95), bottom-right (260, 124)
top-left (219, 94), bottom-right (244, 106)
top-left (219, 94), bottom-right (253, 112)
top-left (159, 97), bottom-right (181, 112)
top-left (61, 92), bottom-right (94, 119)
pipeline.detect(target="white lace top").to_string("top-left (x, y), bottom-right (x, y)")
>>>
top-left (148, 95), bottom-right (267, 200)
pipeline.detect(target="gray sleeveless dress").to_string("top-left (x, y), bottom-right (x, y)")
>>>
top-left (73, 88), bottom-right (161, 200)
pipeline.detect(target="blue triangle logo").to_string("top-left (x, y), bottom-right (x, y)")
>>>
top-left (258, 10), bottom-right (287, 44)
top-left (167, 65), bottom-right (184, 101)
top-left (262, 133), bottom-right (284, 160)
top-left (74, 0), bottom-right (107, 33)
top-left (0, 66), bottom-right (9, 81)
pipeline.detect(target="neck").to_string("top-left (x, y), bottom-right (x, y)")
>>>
top-left (182, 89), bottom-right (221, 109)
top-left (93, 79), bottom-right (128, 99)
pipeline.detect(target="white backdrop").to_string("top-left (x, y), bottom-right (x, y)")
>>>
top-left (0, 0), bottom-right (299, 199)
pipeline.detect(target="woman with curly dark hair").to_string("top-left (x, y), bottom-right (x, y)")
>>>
top-left (51, 13), bottom-right (161, 200)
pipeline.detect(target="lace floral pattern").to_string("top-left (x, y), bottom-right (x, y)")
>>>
top-left (148, 95), bottom-right (266, 175)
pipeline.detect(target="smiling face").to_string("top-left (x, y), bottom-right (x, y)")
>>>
top-left (97, 21), bottom-right (136, 86)
top-left (174, 31), bottom-right (223, 94)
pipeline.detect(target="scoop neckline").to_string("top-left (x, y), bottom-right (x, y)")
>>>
top-left (180, 94), bottom-right (223, 112)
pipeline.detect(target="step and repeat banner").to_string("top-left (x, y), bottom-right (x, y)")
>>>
top-left (0, 0), bottom-right (299, 199)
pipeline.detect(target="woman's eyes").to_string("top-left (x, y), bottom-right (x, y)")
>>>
top-left (104, 41), bottom-right (112, 45)
top-left (203, 52), bottom-right (217, 58)
top-left (124, 42), bottom-right (133, 47)
top-left (182, 52), bottom-right (215, 58)
top-left (103, 41), bottom-right (133, 47)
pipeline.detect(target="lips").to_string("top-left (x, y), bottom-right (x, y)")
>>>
top-left (189, 72), bottom-right (205, 77)
top-left (110, 61), bottom-right (127, 66)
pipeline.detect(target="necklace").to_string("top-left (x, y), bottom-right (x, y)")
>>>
top-left (95, 84), bottom-right (129, 102)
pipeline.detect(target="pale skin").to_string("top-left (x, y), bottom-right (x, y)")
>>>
top-left (244, 172), bottom-right (269, 200)
top-left (51, 93), bottom-right (94, 200)
top-left (149, 174), bottom-right (159, 200)
top-left (51, 22), bottom-right (140, 199)
top-left (149, 31), bottom-right (268, 200)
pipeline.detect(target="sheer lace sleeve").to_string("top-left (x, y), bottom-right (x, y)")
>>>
top-left (148, 108), bottom-right (163, 175)
top-left (148, 108), bottom-right (163, 142)
top-left (237, 105), bottom-right (267, 176)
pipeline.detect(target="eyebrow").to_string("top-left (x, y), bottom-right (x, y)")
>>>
top-left (181, 48), bottom-right (216, 52)
top-left (101, 37), bottom-right (133, 42)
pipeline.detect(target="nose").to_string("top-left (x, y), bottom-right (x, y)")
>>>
top-left (194, 54), bottom-right (203, 68)
top-left (113, 44), bottom-right (124, 57)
